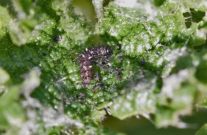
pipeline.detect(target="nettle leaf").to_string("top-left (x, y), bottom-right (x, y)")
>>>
top-left (196, 124), bottom-right (207, 135)
top-left (0, 6), bottom-right (11, 38)
top-left (183, 8), bottom-right (205, 28)
top-left (195, 59), bottom-right (207, 84)
top-left (190, 8), bottom-right (205, 23)
top-left (153, 0), bottom-right (166, 7)
top-left (156, 71), bottom-right (197, 127)
top-left (97, 0), bottom-right (207, 128)
top-left (0, 82), bottom-right (25, 133)
top-left (0, 68), bottom-right (10, 96)
top-left (110, 76), bottom-right (157, 119)
top-left (0, 0), bottom-right (207, 134)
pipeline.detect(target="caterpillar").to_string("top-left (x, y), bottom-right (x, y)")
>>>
top-left (79, 46), bottom-right (112, 87)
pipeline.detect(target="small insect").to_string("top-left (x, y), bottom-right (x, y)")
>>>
top-left (79, 46), bottom-right (112, 87)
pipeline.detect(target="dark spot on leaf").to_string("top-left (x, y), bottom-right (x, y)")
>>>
top-left (183, 8), bottom-right (205, 28)
top-left (153, 0), bottom-right (166, 7)
top-left (195, 60), bottom-right (207, 83)
top-left (190, 8), bottom-right (205, 23)
top-left (53, 35), bottom-right (62, 43)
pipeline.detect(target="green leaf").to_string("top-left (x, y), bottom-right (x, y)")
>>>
top-left (0, 0), bottom-right (207, 134)
top-left (153, 0), bottom-right (166, 6)
top-left (190, 8), bottom-right (205, 23)
top-left (196, 124), bottom-right (207, 135)
top-left (195, 59), bottom-right (207, 84)
top-left (0, 6), bottom-right (10, 38)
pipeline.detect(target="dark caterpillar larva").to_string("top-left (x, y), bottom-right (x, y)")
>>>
top-left (79, 46), bottom-right (112, 87)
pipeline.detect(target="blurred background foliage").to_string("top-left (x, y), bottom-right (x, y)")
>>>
top-left (0, 0), bottom-right (207, 135)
